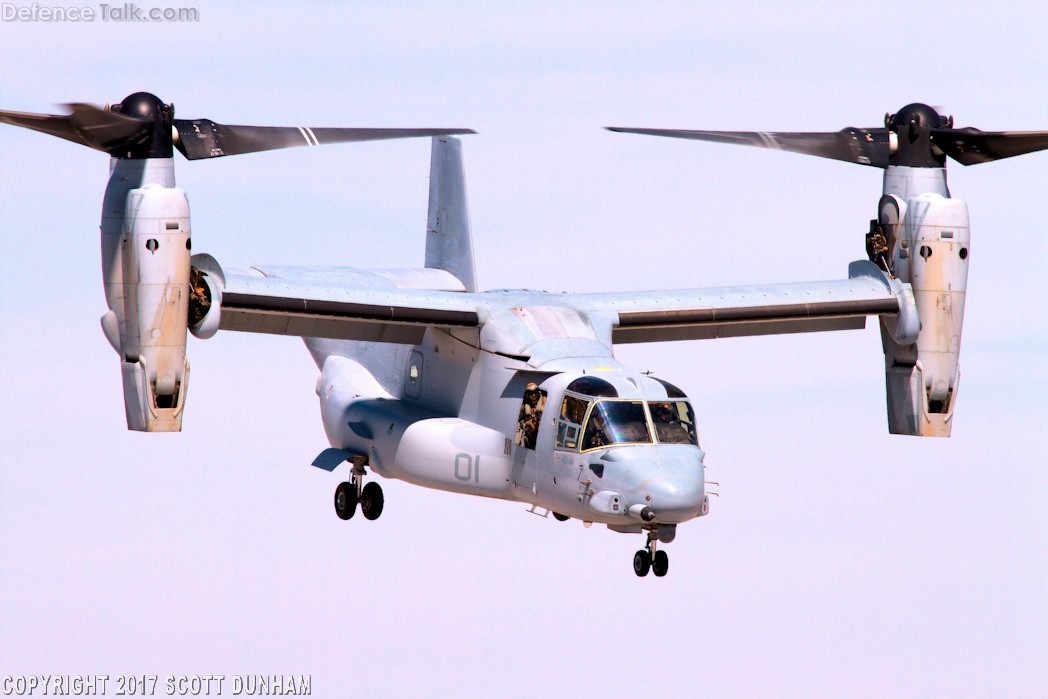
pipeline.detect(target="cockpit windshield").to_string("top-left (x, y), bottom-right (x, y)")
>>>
top-left (582, 400), bottom-right (652, 450)
top-left (648, 401), bottom-right (699, 446)
top-left (556, 394), bottom-right (700, 452)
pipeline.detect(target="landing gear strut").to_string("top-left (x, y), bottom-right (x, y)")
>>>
top-left (333, 457), bottom-right (383, 522)
top-left (633, 528), bottom-right (669, 577)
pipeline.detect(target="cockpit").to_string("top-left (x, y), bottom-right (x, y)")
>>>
top-left (554, 376), bottom-right (699, 452)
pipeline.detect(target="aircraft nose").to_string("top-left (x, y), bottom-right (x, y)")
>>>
top-left (647, 473), bottom-right (705, 523)
top-left (596, 445), bottom-right (706, 523)
top-left (642, 448), bottom-right (706, 523)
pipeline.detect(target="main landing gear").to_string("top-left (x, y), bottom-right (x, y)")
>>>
top-left (633, 529), bottom-right (669, 578)
top-left (334, 458), bottom-right (384, 521)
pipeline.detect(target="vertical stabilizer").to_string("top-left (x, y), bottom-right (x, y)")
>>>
top-left (426, 136), bottom-right (478, 292)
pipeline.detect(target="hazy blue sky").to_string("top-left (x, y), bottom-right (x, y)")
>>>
top-left (1, 2), bottom-right (1045, 697)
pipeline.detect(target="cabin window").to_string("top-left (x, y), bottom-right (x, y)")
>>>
top-left (649, 401), bottom-right (699, 446)
top-left (405, 351), bottom-right (423, 400)
top-left (514, 383), bottom-right (547, 450)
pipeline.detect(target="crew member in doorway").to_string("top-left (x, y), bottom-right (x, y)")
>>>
top-left (515, 383), bottom-right (546, 450)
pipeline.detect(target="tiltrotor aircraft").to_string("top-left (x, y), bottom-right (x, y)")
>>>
top-left (3, 95), bottom-right (1046, 576)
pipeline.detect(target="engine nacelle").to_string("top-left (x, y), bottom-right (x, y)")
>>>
top-left (100, 158), bottom-right (192, 432)
top-left (879, 191), bottom-right (970, 436)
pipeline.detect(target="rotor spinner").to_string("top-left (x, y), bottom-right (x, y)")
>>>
top-left (106, 91), bottom-right (176, 159)
top-left (886, 103), bottom-right (952, 168)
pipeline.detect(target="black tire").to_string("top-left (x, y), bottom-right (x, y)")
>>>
top-left (360, 481), bottom-right (384, 521)
top-left (652, 549), bottom-right (669, 577)
top-left (334, 481), bottom-right (357, 520)
top-left (552, 512), bottom-right (570, 522)
top-left (633, 549), bottom-right (651, 577)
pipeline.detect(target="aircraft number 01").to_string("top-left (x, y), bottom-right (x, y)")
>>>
top-left (454, 453), bottom-right (481, 483)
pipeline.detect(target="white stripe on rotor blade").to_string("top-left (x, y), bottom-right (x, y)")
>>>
top-left (298, 127), bottom-right (318, 146)
top-left (304, 127), bottom-right (319, 145)
top-left (757, 131), bottom-right (783, 150)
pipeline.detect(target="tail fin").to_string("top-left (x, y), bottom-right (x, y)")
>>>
top-left (426, 136), bottom-right (478, 292)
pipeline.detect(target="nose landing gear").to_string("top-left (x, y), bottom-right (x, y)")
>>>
top-left (633, 528), bottom-right (669, 577)
top-left (333, 456), bottom-right (384, 522)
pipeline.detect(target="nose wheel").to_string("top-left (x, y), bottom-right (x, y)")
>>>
top-left (360, 481), bottom-right (384, 520)
top-left (633, 529), bottom-right (669, 577)
top-left (633, 548), bottom-right (651, 576)
top-left (334, 480), bottom-right (358, 520)
top-left (333, 458), bottom-right (384, 522)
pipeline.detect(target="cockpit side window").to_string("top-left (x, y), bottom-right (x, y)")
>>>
top-left (649, 401), bottom-right (699, 446)
top-left (555, 394), bottom-right (590, 451)
top-left (582, 400), bottom-right (652, 451)
top-left (652, 377), bottom-right (687, 399)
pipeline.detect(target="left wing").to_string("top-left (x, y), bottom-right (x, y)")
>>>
top-left (572, 261), bottom-right (918, 344)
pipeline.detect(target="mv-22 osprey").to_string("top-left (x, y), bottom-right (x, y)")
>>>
top-left (3, 94), bottom-right (1046, 576)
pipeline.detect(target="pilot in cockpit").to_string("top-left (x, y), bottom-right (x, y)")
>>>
top-left (585, 411), bottom-right (609, 449)
top-left (652, 403), bottom-right (692, 444)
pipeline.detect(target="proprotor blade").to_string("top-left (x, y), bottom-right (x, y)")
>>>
top-left (0, 102), bottom-right (150, 153)
top-left (931, 127), bottom-right (1048, 166)
top-left (606, 126), bottom-right (890, 168)
top-left (173, 120), bottom-right (476, 160)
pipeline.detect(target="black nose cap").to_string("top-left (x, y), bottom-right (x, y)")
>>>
top-left (117, 91), bottom-right (167, 119)
top-left (108, 92), bottom-right (174, 159)
top-left (891, 103), bottom-right (948, 131)
top-left (886, 103), bottom-right (949, 168)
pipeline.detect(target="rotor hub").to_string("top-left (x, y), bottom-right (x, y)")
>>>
top-left (106, 92), bottom-right (174, 159)
top-left (115, 91), bottom-right (167, 118)
top-left (886, 103), bottom-right (947, 168)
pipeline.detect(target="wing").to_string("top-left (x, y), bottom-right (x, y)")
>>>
top-left (198, 259), bottom-right (916, 350)
top-left (573, 261), bottom-right (917, 344)
top-left (199, 263), bottom-right (485, 345)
